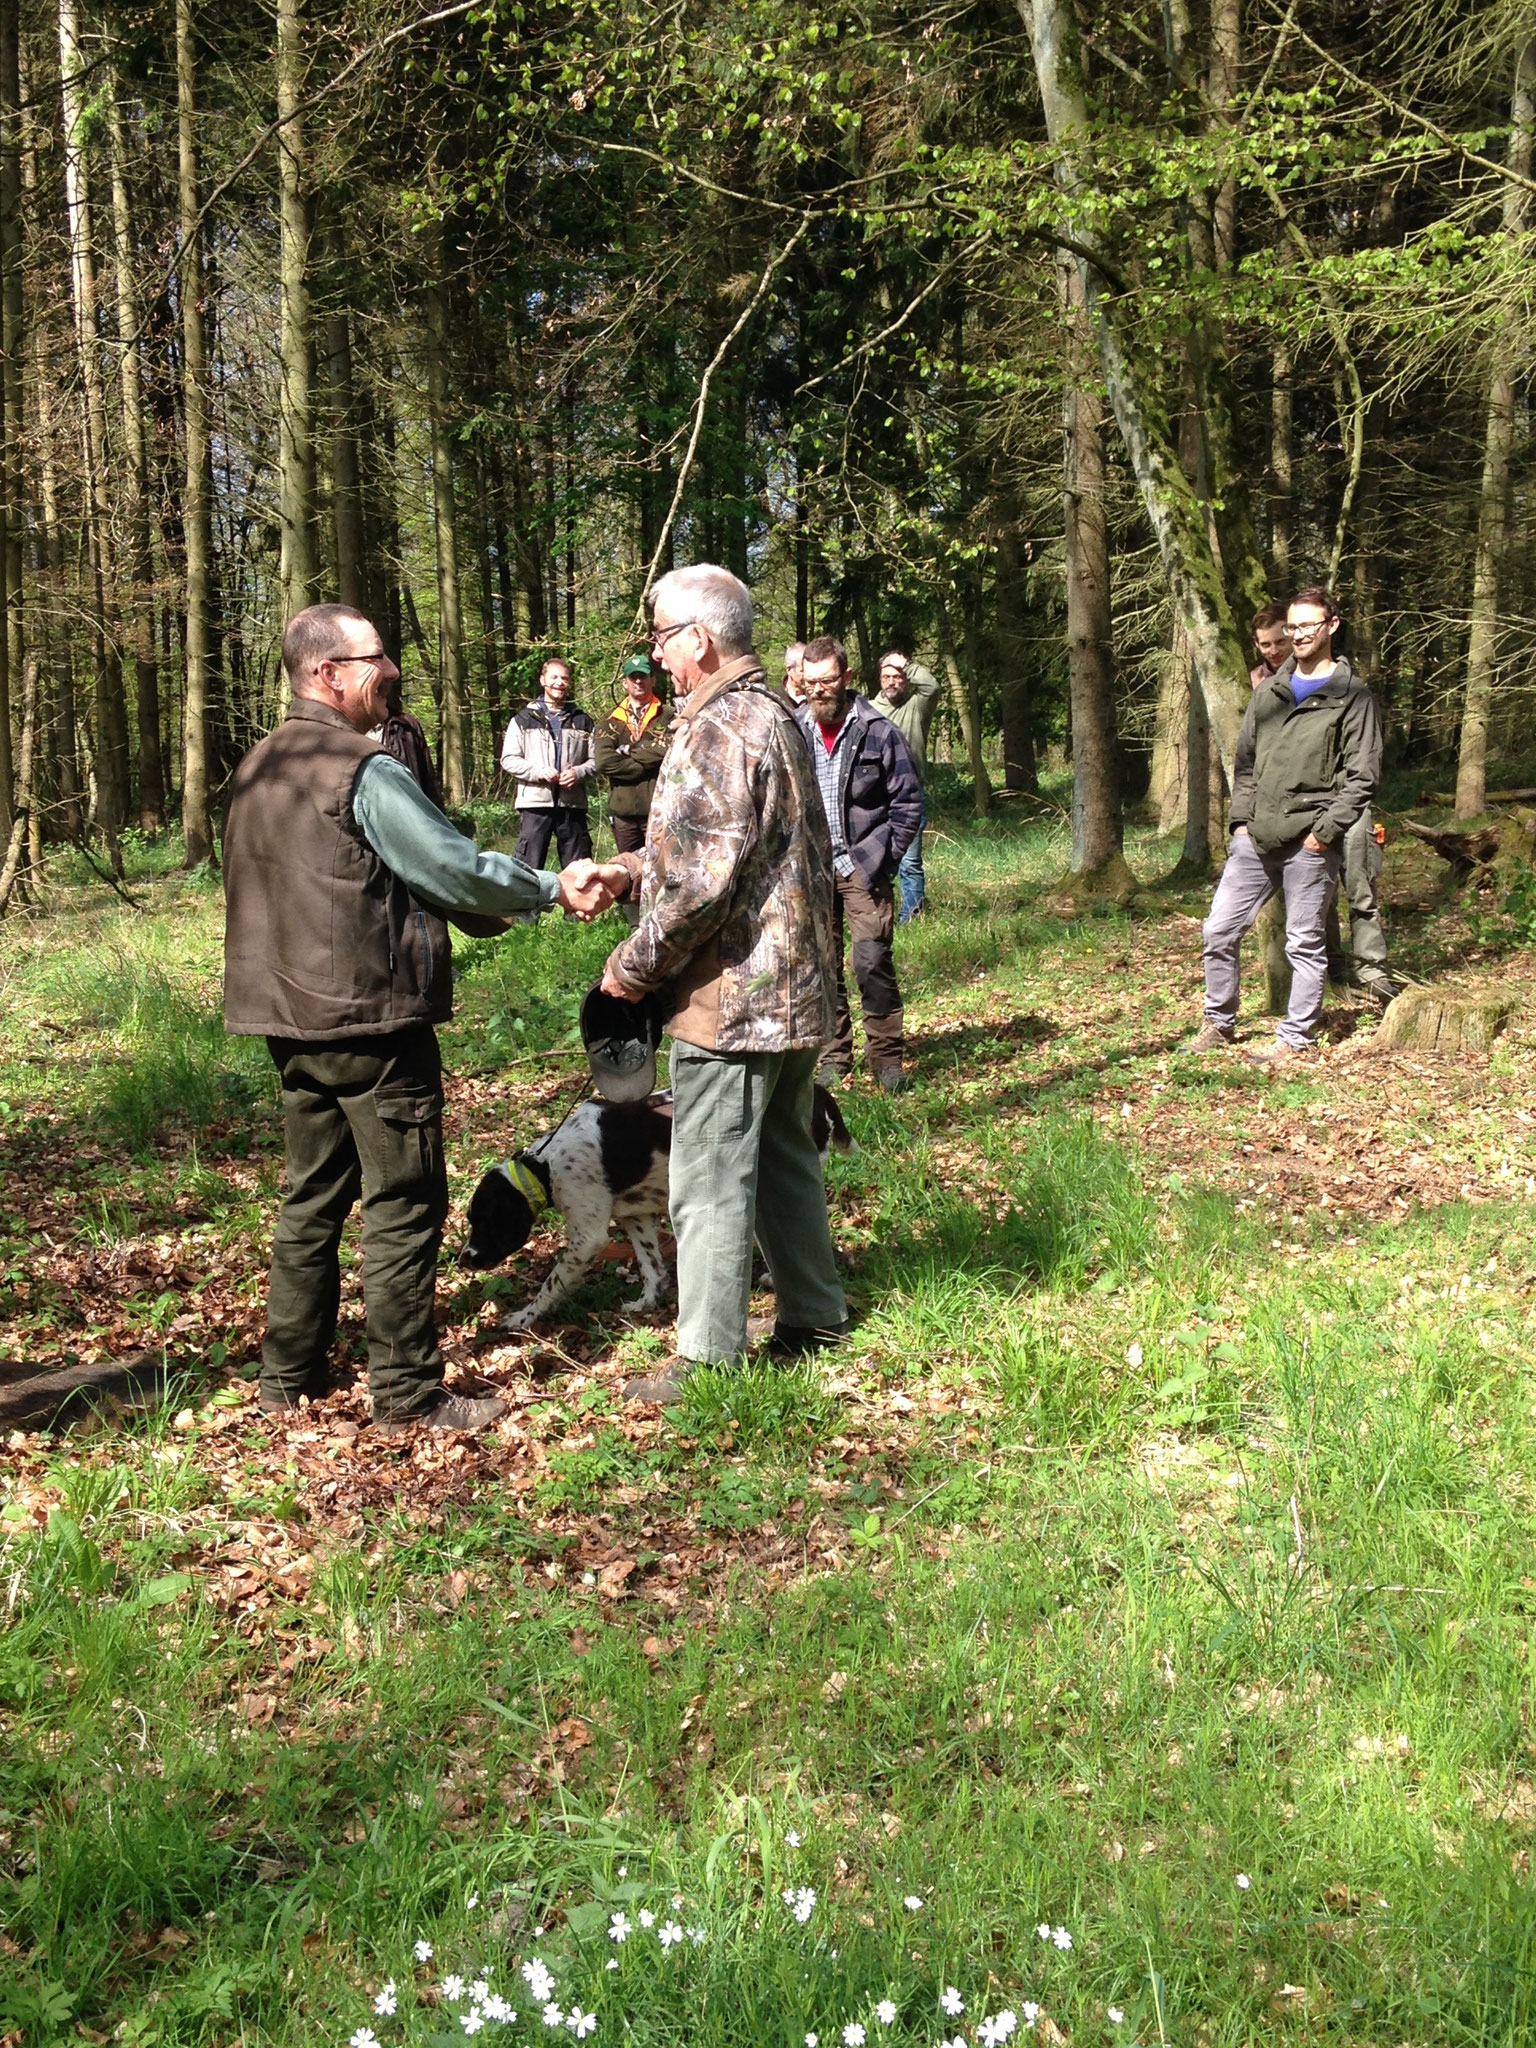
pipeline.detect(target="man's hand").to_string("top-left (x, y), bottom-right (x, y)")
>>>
top-left (1303, 833), bottom-right (1328, 853)
top-left (599, 963), bottom-right (629, 999)
top-left (556, 859), bottom-right (614, 921)
top-left (591, 859), bottom-right (632, 902)
top-left (1232, 825), bottom-right (1250, 838)
top-left (557, 767), bottom-right (582, 788)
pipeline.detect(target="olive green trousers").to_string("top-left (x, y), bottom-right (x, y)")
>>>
top-left (262, 1026), bottom-right (449, 1420)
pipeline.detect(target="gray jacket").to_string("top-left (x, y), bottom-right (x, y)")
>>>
top-left (1229, 657), bottom-right (1382, 853)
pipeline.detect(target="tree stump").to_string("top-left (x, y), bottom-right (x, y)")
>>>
top-left (1376, 987), bottom-right (1518, 1054)
top-left (1256, 897), bottom-right (1291, 1014)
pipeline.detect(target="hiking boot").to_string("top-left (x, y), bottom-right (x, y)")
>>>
top-left (1357, 975), bottom-right (1398, 1012)
top-left (766, 1318), bottom-right (851, 1360)
top-left (874, 1064), bottom-right (909, 1095)
top-left (1187, 1023), bottom-right (1237, 1053)
top-left (816, 1060), bottom-right (852, 1089)
top-left (622, 1356), bottom-right (696, 1405)
top-left (372, 1390), bottom-right (507, 1435)
top-left (1245, 1039), bottom-right (1309, 1072)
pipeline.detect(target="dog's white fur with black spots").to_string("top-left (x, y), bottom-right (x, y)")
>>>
top-left (459, 1086), bottom-right (855, 1330)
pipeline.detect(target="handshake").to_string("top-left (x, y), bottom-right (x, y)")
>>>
top-left (554, 858), bottom-right (632, 922)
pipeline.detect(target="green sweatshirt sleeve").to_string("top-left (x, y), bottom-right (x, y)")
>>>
top-left (353, 754), bottom-right (560, 919)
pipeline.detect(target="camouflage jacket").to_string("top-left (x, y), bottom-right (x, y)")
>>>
top-left (605, 655), bottom-right (838, 1053)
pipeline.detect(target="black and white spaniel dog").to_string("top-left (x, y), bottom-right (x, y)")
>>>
top-left (459, 1087), bottom-right (855, 1330)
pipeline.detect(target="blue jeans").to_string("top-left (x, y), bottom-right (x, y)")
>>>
top-left (897, 804), bottom-right (927, 922)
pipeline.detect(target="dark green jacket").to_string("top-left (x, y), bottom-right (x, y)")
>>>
top-left (1229, 657), bottom-right (1382, 854)
top-left (593, 696), bottom-right (675, 819)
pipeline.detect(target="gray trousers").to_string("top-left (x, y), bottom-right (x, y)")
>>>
top-left (1325, 808), bottom-right (1390, 982)
top-left (669, 1041), bottom-right (847, 1367)
top-left (1203, 831), bottom-right (1343, 1049)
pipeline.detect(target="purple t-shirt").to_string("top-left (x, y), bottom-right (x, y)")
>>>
top-left (1290, 667), bottom-right (1333, 703)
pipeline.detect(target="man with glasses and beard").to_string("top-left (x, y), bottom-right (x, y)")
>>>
top-left (224, 605), bottom-right (612, 1434)
top-left (1190, 586), bottom-right (1383, 1069)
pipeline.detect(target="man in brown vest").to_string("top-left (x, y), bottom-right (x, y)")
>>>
top-left (224, 604), bottom-right (611, 1432)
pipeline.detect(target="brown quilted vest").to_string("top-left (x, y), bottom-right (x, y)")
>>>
top-left (222, 697), bottom-right (452, 1040)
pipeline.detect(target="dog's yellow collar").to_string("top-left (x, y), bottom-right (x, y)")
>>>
top-left (503, 1158), bottom-right (549, 1213)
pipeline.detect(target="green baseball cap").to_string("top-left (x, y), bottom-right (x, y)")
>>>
top-left (621, 654), bottom-right (654, 679)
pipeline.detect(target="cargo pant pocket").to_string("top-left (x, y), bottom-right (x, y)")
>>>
top-left (371, 1085), bottom-right (443, 1196)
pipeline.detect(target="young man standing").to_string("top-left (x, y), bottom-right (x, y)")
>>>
top-left (1250, 602), bottom-right (1292, 689)
top-left (500, 656), bottom-right (597, 870)
top-left (795, 636), bottom-right (923, 1092)
top-left (877, 649), bottom-right (942, 921)
top-left (594, 655), bottom-right (674, 854)
top-left (1192, 587), bottom-right (1382, 1068)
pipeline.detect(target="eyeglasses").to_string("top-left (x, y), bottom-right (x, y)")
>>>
top-left (1286, 620), bottom-right (1331, 637)
top-left (650, 620), bottom-right (697, 650)
top-left (325, 650), bottom-right (387, 666)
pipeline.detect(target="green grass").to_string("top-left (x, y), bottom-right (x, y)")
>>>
top-left (3, 799), bottom-right (1536, 2045)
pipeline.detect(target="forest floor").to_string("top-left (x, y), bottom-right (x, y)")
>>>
top-left (4, 774), bottom-right (1536, 2048)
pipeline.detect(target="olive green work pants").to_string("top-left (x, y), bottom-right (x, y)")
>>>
top-left (262, 1026), bottom-right (449, 1421)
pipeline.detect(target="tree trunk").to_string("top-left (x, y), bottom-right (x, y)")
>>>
top-left (0, 650), bottom-right (38, 914)
top-left (177, 0), bottom-right (214, 866)
top-left (1059, 256), bottom-right (1130, 893)
top-left (0, 6), bottom-right (20, 840)
top-left (1455, 37), bottom-right (1535, 820)
top-left (473, 439), bottom-right (501, 774)
top-left (30, 311), bottom-right (83, 843)
top-left (321, 223), bottom-right (365, 610)
top-left (276, 0), bottom-right (317, 627)
top-left (938, 620), bottom-right (992, 818)
top-left (58, 0), bottom-right (130, 857)
top-left (425, 260), bottom-right (468, 805)
top-left (487, 438), bottom-right (517, 700)
top-left (1021, 0), bottom-right (1255, 785)
top-left (995, 525), bottom-right (1038, 792)
top-left (1270, 344), bottom-right (1293, 583)
top-left (108, 84), bottom-right (164, 833)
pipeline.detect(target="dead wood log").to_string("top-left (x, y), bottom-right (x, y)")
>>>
top-left (0, 1350), bottom-right (168, 1432)
top-left (1420, 788), bottom-right (1536, 805)
top-left (1398, 816), bottom-right (1504, 874)
top-left (1376, 987), bottom-right (1518, 1055)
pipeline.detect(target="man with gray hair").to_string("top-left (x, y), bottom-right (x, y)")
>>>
top-left (783, 641), bottom-right (808, 704)
top-left (591, 565), bottom-right (848, 1402)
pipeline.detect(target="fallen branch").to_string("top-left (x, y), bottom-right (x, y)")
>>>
top-left (1419, 787), bottom-right (1536, 806)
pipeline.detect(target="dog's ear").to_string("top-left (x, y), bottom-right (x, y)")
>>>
top-left (459, 1170), bottom-right (536, 1268)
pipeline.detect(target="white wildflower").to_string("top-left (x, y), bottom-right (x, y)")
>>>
top-left (658, 1922), bottom-right (684, 1949)
top-left (1107, 2008), bottom-right (1125, 2025)
top-left (542, 2004), bottom-right (564, 2028)
top-left (876, 2000), bottom-right (897, 2024)
top-left (484, 1995), bottom-right (514, 2022)
top-left (903, 1896), bottom-right (923, 1911)
top-left (373, 1981), bottom-right (398, 2017)
top-left (414, 1940), bottom-right (435, 1963)
top-left (443, 1977), bottom-right (467, 2001)
top-left (1235, 1873), bottom-right (1251, 1891)
top-left (790, 1887), bottom-right (816, 1924)
top-left (688, 1927), bottom-right (707, 1945)
top-left (1022, 2004), bottom-right (1040, 2027)
top-left (467, 1892), bottom-right (480, 1911)
top-left (786, 1830), bottom-right (803, 1848)
top-left (941, 1989), bottom-right (965, 2017)
top-left (672, 1894), bottom-right (684, 1909)
top-left (608, 1913), bottom-right (631, 1944)
top-left (1036, 1924), bottom-right (1052, 1942)
top-left (461, 2019), bottom-right (485, 2040)
top-left (568, 2012), bottom-right (597, 2039)
top-left (524, 1962), bottom-right (556, 2004)
top-left (470, 1982), bottom-right (491, 2005)
top-left (1052, 1927), bottom-right (1073, 1951)
top-left (606, 1959), bottom-right (618, 1971)
top-left (618, 1866), bottom-right (627, 1878)
top-left (350, 2032), bottom-right (381, 2048)
top-left (843, 2028), bottom-right (866, 2048)
top-left (638, 1909), bottom-right (655, 1929)
top-left (806, 2035), bottom-right (818, 2047)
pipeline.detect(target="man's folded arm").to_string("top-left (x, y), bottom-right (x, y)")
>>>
top-left (353, 754), bottom-right (559, 922)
